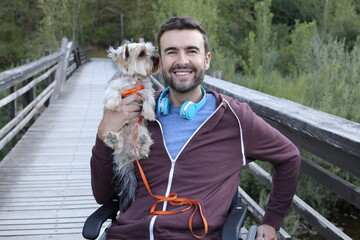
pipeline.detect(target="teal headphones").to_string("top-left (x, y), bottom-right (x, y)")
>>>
top-left (157, 87), bottom-right (207, 120)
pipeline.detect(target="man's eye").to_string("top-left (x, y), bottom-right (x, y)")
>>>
top-left (167, 51), bottom-right (176, 55)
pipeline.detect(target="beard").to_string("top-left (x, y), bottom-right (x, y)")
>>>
top-left (162, 65), bottom-right (205, 93)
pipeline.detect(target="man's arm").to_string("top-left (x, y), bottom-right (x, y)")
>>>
top-left (91, 86), bottom-right (144, 204)
top-left (239, 103), bottom-right (301, 237)
top-left (91, 136), bottom-right (116, 203)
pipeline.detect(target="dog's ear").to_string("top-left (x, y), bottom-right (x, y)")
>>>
top-left (107, 46), bottom-right (119, 61)
top-left (151, 55), bottom-right (160, 73)
top-left (107, 44), bottom-right (130, 61)
top-left (124, 45), bottom-right (130, 59)
top-left (117, 44), bottom-right (129, 60)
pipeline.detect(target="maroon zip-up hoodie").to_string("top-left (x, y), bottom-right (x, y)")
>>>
top-left (90, 90), bottom-right (301, 240)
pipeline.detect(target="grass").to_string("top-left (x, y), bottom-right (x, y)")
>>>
top-left (89, 47), bottom-right (107, 58)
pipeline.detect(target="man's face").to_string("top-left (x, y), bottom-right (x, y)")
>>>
top-left (159, 30), bottom-right (211, 93)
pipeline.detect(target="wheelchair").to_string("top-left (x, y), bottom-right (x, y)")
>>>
top-left (83, 186), bottom-right (258, 240)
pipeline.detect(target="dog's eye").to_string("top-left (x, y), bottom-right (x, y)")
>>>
top-left (139, 51), bottom-right (146, 57)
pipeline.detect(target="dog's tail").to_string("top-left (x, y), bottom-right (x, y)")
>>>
top-left (115, 164), bottom-right (137, 212)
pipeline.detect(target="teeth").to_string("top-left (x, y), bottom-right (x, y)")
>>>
top-left (175, 72), bottom-right (190, 75)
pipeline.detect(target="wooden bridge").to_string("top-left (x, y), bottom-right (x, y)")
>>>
top-left (0, 39), bottom-right (359, 240)
top-left (0, 39), bottom-right (113, 239)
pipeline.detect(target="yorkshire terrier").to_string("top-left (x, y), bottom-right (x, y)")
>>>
top-left (103, 42), bottom-right (159, 211)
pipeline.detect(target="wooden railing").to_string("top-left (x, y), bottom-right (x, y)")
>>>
top-left (204, 76), bottom-right (359, 240)
top-left (150, 74), bottom-right (359, 240)
top-left (1, 42), bottom-right (358, 239)
top-left (0, 37), bottom-right (89, 153)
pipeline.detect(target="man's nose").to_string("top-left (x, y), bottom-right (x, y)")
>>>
top-left (176, 51), bottom-right (190, 65)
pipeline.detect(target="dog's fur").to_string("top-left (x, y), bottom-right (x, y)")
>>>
top-left (103, 42), bottom-right (159, 211)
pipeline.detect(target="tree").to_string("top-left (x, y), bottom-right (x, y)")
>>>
top-left (243, 0), bottom-right (277, 79)
top-left (289, 21), bottom-right (318, 75)
top-left (326, 0), bottom-right (360, 48)
top-left (0, 1), bottom-right (43, 69)
top-left (35, 0), bottom-right (85, 51)
top-left (271, 0), bottom-right (302, 26)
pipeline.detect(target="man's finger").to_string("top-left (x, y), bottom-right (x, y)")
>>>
top-left (122, 104), bottom-right (142, 113)
top-left (121, 93), bottom-right (144, 105)
top-left (256, 229), bottom-right (265, 240)
top-left (256, 225), bottom-right (276, 240)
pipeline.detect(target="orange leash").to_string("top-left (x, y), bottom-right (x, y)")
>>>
top-left (122, 85), bottom-right (208, 239)
top-left (122, 82), bottom-right (144, 98)
top-left (135, 159), bottom-right (208, 239)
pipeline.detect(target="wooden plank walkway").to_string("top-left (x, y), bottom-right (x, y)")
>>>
top-left (0, 58), bottom-right (116, 239)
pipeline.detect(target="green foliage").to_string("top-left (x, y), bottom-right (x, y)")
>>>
top-left (289, 21), bottom-right (318, 75)
top-left (0, 1), bottom-right (43, 69)
top-left (270, 0), bottom-right (303, 26)
top-left (302, 35), bottom-right (360, 121)
top-left (293, 149), bottom-right (360, 238)
top-left (326, 0), bottom-right (360, 47)
top-left (216, 0), bottom-right (256, 52)
top-left (153, 0), bottom-right (219, 34)
top-left (235, 6), bottom-right (359, 235)
top-left (36, 0), bottom-right (62, 51)
top-left (243, 0), bottom-right (278, 77)
top-left (125, 1), bottom-right (157, 42)
top-left (33, 0), bottom-right (84, 55)
top-left (235, 3), bottom-right (360, 123)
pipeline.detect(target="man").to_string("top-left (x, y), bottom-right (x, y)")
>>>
top-left (91, 16), bottom-right (301, 240)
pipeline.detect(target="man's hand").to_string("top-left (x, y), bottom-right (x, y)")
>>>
top-left (256, 224), bottom-right (277, 240)
top-left (97, 84), bottom-right (144, 140)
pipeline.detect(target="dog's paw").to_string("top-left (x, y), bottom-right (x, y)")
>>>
top-left (135, 132), bottom-right (153, 159)
top-left (104, 84), bottom-right (123, 110)
top-left (141, 108), bottom-right (156, 121)
top-left (105, 103), bottom-right (119, 111)
top-left (103, 131), bottom-right (122, 150)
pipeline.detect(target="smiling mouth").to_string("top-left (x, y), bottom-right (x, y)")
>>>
top-left (170, 65), bottom-right (196, 77)
top-left (174, 71), bottom-right (192, 76)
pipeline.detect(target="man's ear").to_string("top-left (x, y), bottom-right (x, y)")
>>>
top-left (204, 52), bottom-right (212, 70)
top-left (158, 54), bottom-right (163, 71)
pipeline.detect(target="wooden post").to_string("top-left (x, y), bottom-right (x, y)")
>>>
top-left (44, 50), bottom-right (52, 107)
top-left (21, 59), bottom-right (36, 108)
top-left (51, 38), bottom-right (68, 101)
top-left (44, 50), bottom-right (53, 87)
top-left (9, 86), bottom-right (17, 119)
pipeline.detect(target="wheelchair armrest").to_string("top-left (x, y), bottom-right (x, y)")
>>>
top-left (82, 199), bottom-right (119, 240)
top-left (246, 225), bottom-right (258, 240)
top-left (221, 200), bottom-right (248, 240)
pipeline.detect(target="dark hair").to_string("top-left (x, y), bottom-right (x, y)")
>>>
top-left (157, 16), bottom-right (209, 54)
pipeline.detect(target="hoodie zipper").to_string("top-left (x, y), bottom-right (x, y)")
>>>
top-left (160, 102), bottom-right (224, 204)
top-left (149, 102), bottom-right (225, 239)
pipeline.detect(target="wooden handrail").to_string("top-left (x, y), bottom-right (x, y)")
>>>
top-left (0, 37), bottom-right (89, 152)
top-left (0, 52), bottom-right (62, 92)
top-left (202, 75), bottom-right (359, 240)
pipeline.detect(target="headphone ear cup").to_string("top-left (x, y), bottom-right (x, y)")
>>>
top-left (180, 101), bottom-right (197, 119)
top-left (160, 97), bottom-right (170, 116)
top-left (179, 87), bottom-right (207, 120)
top-left (157, 87), bottom-right (170, 116)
